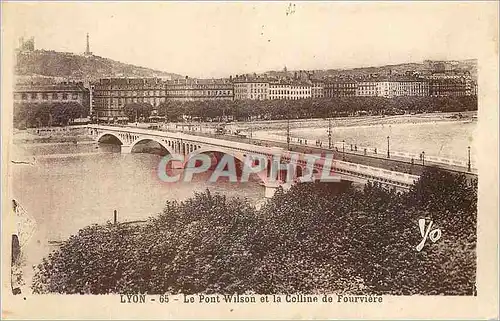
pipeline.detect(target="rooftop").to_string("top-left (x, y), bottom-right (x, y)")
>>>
top-left (14, 82), bottom-right (88, 92)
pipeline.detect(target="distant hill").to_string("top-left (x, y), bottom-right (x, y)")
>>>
top-left (15, 50), bottom-right (183, 81)
top-left (262, 59), bottom-right (477, 80)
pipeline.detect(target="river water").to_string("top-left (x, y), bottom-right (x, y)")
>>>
top-left (12, 144), bottom-right (264, 242)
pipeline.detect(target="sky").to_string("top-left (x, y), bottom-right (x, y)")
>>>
top-left (3, 1), bottom-right (497, 78)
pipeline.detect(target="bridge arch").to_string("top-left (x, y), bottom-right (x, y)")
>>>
top-left (185, 146), bottom-right (269, 184)
top-left (296, 165), bottom-right (303, 178)
top-left (129, 136), bottom-right (174, 156)
top-left (96, 132), bottom-right (124, 145)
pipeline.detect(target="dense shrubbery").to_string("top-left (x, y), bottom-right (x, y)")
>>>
top-left (13, 102), bottom-right (88, 129)
top-left (32, 168), bottom-right (477, 295)
top-left (155, 96), bottom-right (477, 122)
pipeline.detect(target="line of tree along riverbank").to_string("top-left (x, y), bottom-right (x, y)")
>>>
top-left (154, 96), bottom-right (477, 122)
top-left (13, 102), bottom-right (88, 129)
top-left (32, 167), bottom-right (477, 295)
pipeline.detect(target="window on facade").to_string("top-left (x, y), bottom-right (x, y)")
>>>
top-left (22, 93), bottom-right (28, 100)
top-left (62, 93), bottom-right (68, 100)
top-left (42, 93), bottom-right (48, 100)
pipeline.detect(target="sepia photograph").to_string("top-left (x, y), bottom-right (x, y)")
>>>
top-left (1, 1), bottom-right (498, 319)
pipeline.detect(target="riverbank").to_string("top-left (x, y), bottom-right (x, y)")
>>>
top-left (13, 134), bottom-right (93, 145)
top-left (12, 126), bottom-right (93, 145)
top-left (232, 111), bottom-right (477, 132)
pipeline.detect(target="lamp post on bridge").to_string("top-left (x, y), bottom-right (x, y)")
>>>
top-left (327, 118), bottom-right (332, 149)
top-left (249, 121), bottom-right (253, 144)
top-left (342, 140), bottom-right (345, 161)
top-left (286, 118), bottom-right (290, 151)
top-left (387, 136), bottom-right (390, 158)
top-left (422, 151), bottom-right (425, 166)
top-left (467, 146), bottom-right (471, 172)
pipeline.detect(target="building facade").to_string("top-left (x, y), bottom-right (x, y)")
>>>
top-left (289, 82), bottom-right (312, 100)
top-left (376, 79), bottom-right (429, 98)
top-left (356, 81), bottom-right (378, 97)
top-left (166, 78), bottom-right (234, 101)
top-left (17, 37), bottom-right (35, 52)
top-left (324, 80), bottom-right (357, 98)
top-left (233, 80), bottom-right (269, 100)
top-left (428, 74), bottom-right (473, 97)
top-left (268, 82), bottom-right (290, 100)
top-left (311, 81), bottom-right (324, 98)
top-left (92, 78), bottom-right (166, 119)
top-left (14, 82), bottom-right (90, 110)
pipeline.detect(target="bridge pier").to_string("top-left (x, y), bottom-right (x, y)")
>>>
top-left (121, 145), bottom-right (133, 154)
top-left (263, 181), bottom-right (293, 198)
top-left (264, 182), bottom-right (280, 198)
top-left (170, 153), bottom-right (185, 169)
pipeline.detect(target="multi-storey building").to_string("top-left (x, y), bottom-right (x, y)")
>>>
top-left (233, 80), bottom-right (269, 100)
top-left (428, 74), bottom-right (472, 97)
top-left (323, 80), bottom-right (357, 97)
top-left (268, 82), bottom-right (290, 100)
top-left (14, 82), bottom-right (90, 109)
top-left (356, 81), bottom-right (378, 97)
top-left (289, 82), bottom-right (312, 100)
top-left (401, 80), bottom-right (429, 97)
top-left (166, 78), bottom-right (234, 101)
top-left (92, 78), bottom-right (166, 119)
top-left (311, 81), bottom-right (324, 98)
top-left (376, 79), bottom-right (429, 98)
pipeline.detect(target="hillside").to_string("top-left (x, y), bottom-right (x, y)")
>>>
top-left (15, 50), bottom-right (183, 81)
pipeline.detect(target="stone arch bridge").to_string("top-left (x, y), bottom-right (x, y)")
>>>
top-left (88, 125), bottom-right (420, 197)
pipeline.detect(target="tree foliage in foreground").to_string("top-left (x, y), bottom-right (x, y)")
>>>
top-left (32, 168), bottom-right (477, 295)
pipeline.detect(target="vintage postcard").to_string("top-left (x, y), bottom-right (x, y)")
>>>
top-left (1, 1), bottom-right (499, 319)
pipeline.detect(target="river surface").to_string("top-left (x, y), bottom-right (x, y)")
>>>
top-left (258, 120), bottom-right (476, 162)
top-left (12, 144), bottom-right (264, 241)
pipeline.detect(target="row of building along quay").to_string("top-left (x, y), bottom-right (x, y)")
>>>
top-left (14, 64), bottom-right (477, 122)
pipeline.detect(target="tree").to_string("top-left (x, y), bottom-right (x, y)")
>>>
top-left (123, 103), bottom-right (153, 122)
top-left (50, 102), bottom-right (87, 126)
top-left (13, 102), bottom-right (88, 128)
top-left (158, 101), bottom-right (184, 122)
